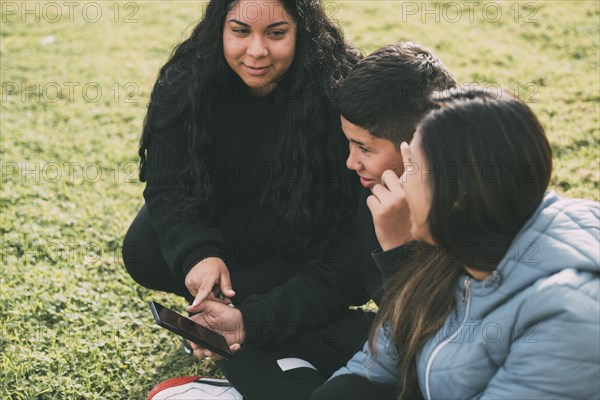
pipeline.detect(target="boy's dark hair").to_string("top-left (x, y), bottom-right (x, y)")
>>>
top-left (336, 42), bottom-right (456, 146)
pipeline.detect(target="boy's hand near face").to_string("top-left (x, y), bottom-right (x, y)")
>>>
top-left (367, 169), bottom-right (413, 251)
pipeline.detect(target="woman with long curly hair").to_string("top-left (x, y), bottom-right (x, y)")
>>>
top-left (123, 0), bottom-right (364, 398)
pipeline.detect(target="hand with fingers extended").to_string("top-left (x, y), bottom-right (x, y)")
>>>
top-left (367, 169), bottom-right (413, 251)
top-left (185, 257), bottom-right (236, 313)
top-left (189, 300), bottom-right (245, 361)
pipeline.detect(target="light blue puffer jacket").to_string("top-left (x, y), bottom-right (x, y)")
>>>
top-left (332, 192), bottom-right (600, 399)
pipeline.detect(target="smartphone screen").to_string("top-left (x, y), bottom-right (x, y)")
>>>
top-left (149, 301), bottom-right (233, 360)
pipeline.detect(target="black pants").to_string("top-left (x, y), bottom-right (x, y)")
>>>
top-left (311, 374), bottom-right (396, 400)
top-left (217, 309), bottom-right (374, 399)
top-left (123, 206), bottom-right (374, 399)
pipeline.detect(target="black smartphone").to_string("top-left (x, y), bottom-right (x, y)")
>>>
top-left (148, 301), bottom-right (233, 360)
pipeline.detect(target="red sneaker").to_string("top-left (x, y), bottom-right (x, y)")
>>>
top-left (147, 376), bottom-right (242, 399)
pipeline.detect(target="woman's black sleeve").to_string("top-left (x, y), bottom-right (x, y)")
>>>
top-left (237, 224), bottom-right (370, 346)
top-left (141, 67), bottom-right (225, 277)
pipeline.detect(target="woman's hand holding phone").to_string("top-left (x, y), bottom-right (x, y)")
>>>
top-left (189, 300), bottom-right (245, 361)
top-left (185, 257), bottom-right (236, 312)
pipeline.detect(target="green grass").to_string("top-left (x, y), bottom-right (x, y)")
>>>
top-left (1, 1), bottom-right (598, 398)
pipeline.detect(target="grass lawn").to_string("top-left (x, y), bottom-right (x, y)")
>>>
top-left (1, 1), bottom-right (598, 398)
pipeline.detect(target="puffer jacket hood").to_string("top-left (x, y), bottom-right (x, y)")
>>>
top-left (452, 190), bottom-right (598, 322)
top-left (494, 190), bottom-right (598, 290)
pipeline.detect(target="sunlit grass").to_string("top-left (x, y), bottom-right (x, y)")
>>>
top-left (1, 1), bottom-right (598, 398)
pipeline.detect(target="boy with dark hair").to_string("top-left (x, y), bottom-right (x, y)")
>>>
top-left (336, 42), bottom-right (455, 256)
top-left (148, 42), bottom-right (455, 400)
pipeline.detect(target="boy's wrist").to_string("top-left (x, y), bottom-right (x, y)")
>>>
top-left (379, 234), bottom-right (412, 251)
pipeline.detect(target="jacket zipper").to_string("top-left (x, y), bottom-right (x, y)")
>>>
top-left (462, 276), bottom-right (472, 303)
top-left (424, 277), bottom-right (471, 400)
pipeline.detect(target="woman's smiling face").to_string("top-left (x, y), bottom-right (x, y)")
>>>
top-left (222, 0), bottom-right (297, 96)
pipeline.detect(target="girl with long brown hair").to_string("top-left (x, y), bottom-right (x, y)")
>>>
top-left (315, 88), bottom-right (599, 399)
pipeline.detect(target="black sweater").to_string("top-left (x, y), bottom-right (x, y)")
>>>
top-left (142, 64), bottom-right (359, 303)
top-left (238, 188), bottom-right (415, 346)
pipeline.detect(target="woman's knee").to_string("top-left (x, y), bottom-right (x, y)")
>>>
top-left (122, 218), bottom-right (145, 283)
top-left (121, 205), bottom-right (167, 286)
